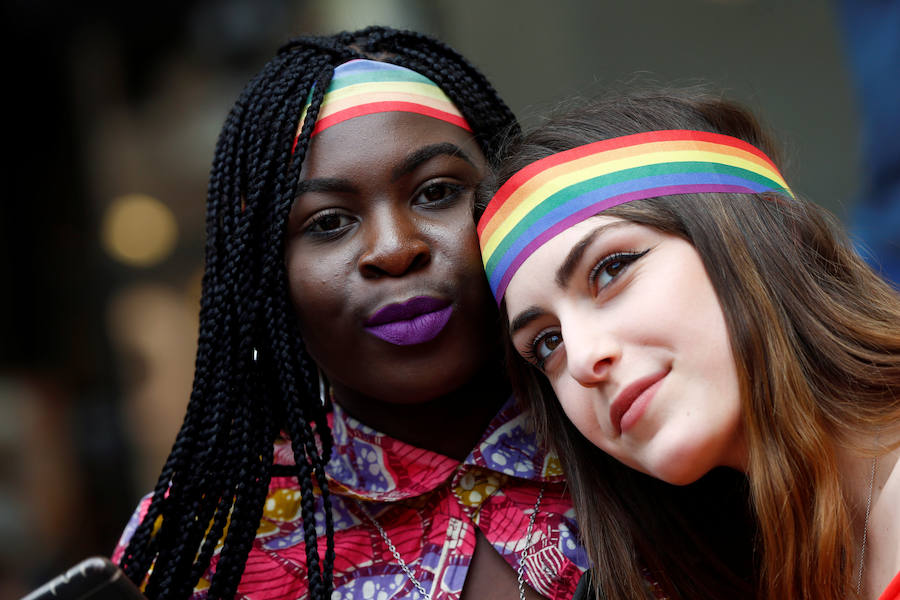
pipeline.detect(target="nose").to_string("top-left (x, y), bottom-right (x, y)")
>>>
top-left (358, 207), bottom-right (431, 278)
top-left (561, 315), bottom-right (620, 387)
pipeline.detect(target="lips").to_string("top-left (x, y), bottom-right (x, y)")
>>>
top-left (609, 370), bottom-right (668, 435)
top-left (364, 296), bottom-right (453, 346)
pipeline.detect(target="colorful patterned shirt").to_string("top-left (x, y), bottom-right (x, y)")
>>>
top-left (113, 398), bottom-right (589, 599)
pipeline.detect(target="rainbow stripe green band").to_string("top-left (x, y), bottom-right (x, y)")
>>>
top-left (293, 59), bottom-right (471, 148)
top-left (477, 129), bottom-right (794, 303)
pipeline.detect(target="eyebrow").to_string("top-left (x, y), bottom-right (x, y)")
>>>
top-left (554, 221), bottom-right (632, 289)
top-left (509, 220), bottom-right (633, 336)
top-left (391, 142), bottom-right (475, 182)
top-left (509, 306), bottom-right (546, 337)
top-left (294, 178), bottom-right (356, 197)
top-left (294, 143), bottom-right (476, 198)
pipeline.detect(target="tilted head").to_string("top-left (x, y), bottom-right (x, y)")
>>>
top-left (479, 93), bottom-right (793, 485)
top-left (478, 90), bottom-right (900, 600)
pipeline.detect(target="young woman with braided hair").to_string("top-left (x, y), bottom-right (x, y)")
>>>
top-left (479, 91), bottom-right (900, 600)
top-left (111, 26), bottom-right (591, 600)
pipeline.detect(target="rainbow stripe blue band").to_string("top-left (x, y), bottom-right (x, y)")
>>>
top-left (477, 129), bottom-right (794, 303)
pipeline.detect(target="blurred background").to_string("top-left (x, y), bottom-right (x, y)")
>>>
top-left (2, 0), bottom-right (898, 597)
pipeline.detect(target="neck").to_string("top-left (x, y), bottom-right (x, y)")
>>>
top-left (331, 365), bottom-right (510, 461)
top-left (837, 439), bottom-right (900, 522)
top-left (837, 437), bottom-right (900, 598)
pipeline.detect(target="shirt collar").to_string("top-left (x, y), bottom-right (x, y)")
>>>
top-left (286, 397), bottom-right (566, 501)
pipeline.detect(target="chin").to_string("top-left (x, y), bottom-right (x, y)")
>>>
top-left (380, 362), bottom-right (487, 404)
top-left (646, 451), bottom-right (716, 486)
top-left (655, 469), bottom-right (705, 487)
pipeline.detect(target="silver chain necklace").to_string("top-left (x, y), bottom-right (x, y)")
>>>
top-left (856, 456), bottom-right (878, 596)
top-left (355, 484), bottom-right (546, 600)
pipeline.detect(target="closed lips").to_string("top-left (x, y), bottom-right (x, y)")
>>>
top-left (609, 370), bottom-right (668, 435)
top-left (364, 296), bottom-right (454, 346)
top-left (365, 296), bottom-right (451, 325)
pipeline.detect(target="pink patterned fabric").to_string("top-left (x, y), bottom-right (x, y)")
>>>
top-left (113, 398), bottom-right (589, 599)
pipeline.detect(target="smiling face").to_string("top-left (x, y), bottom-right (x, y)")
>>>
top-left (285, 111), bottom-right (495, 405)
top-left (504, 216), bottom-right (746, 484)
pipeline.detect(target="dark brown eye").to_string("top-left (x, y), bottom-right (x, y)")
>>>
top-left (308, 212), bottom-right (353, 233)
top-left (414, 182), bottom-right (463, 206)
top-left (589, 249), bottom-right (650, 291)
top-left (532, 331), bottom-right (562, 367)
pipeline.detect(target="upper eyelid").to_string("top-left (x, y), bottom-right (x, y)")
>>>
top-left (513, 321), bottom-right (561, 364)
top-left (300, 208), bottom-right (355, 234)
top-left (589, 251), bottom-right (628, 284)
top-left (416, 180), bottom-right (464, 195)
top-left (532, 330), bottom-right (560, 365)
top-left (390, 143), bottom-right (477, 183)
top-left (588, 249), bottom-right (649, 289)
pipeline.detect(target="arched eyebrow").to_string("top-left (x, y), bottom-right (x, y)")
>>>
top-left (509, 220), bottom-right (634, 336)
top-left (391, 142), bottom-right (474, 182)
top-left (295, 178), bottom-right (356, 196)
top-left (509, 306), bottom-right (545, 336)
top-left (555, 221), bottom-right (632, 288)
top-left (294, 142), bottom-right (475, 198)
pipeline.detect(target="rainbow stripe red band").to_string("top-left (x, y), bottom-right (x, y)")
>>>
top-left (293, 59), bottom-right (470, 148)
top-left (478, 130), bottom-right (794, 303)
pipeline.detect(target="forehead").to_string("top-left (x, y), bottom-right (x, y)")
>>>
top-left (300, 111), bottom-right (486, 179)
top-left (503, 215), bottom-right (622, 315)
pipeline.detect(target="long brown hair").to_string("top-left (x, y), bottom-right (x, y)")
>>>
top-left (490, 91), bottom-right (900, 600)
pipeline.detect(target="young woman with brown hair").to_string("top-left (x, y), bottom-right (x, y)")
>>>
top-left (478, 91), bottom-right (900, 600)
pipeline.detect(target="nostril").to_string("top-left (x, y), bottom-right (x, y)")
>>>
top-left (593, 357), bottom-right (612, 377)
top-left (568, 348), bottom-right (616, 387)
top-left (359, 236), bottom-right (431, 277)
top-left (408, 247), bottom-right (431, 270)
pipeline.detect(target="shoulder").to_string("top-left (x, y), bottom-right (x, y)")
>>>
top-left (111, 492), bottom-right (154, 563)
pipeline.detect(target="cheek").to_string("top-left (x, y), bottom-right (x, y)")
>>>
top-left (285, 253), bottom-right (343, 328)
top-left (440, 215), bottom-right (481, 268)
top-left (553, 381), bottom-right (606, 441)
top-left (438, 221), bottom-right (494, 301)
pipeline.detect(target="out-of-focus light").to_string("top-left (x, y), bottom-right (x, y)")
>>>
top-left (102, 194), bottom-right (178, 267)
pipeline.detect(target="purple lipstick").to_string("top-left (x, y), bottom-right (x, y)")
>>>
top-left (364, 296), bottom-right (453, 346)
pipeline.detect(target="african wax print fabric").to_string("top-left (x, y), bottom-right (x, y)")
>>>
top-left (113, 398), bottom-right (590, 599)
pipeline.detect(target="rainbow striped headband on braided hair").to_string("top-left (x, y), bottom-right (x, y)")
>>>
top-left (294, 58), bottom-right (471, 147)
top-left (478, 129), bottom-right (794, 303)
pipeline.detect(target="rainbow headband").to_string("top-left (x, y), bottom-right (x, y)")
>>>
top-left (478, 129), bottom-right (794, 303)
top-left (294, 59), bottom-right (471, 145)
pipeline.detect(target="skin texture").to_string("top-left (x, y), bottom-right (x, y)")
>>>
top-left (285, 110), bottom-right (540, 600)
top-left (505, 216), bottom-right (747, 485)
top-left (285, 110), bottom-right (506, 456)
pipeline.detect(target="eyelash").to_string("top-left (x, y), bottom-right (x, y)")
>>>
top-left (520, 248), bottom-right (650, 370)
top-left (299, 179), bottom-right (465, 239)
top-left (588, 249), bottom-right (649, 293)
top-left (413, 180), bottom-right (465, 207)
top-left (520, 328), bottom-right (562, 372)
top-left (303, 209), bottom-right (355, 239)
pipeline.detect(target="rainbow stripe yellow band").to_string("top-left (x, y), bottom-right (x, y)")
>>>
top-left (294, 59), bottom-right (470, 148)
top-left (478, 129), bottom-right (794, 303)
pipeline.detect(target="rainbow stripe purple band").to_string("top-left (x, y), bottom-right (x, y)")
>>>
top-left (293, 59), bottom-right (470, 150)
top-left (478, 130), bottom-right (793, 303)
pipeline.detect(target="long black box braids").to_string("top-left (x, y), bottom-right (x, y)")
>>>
top-left (117, 26), bottom-right (519, 600)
